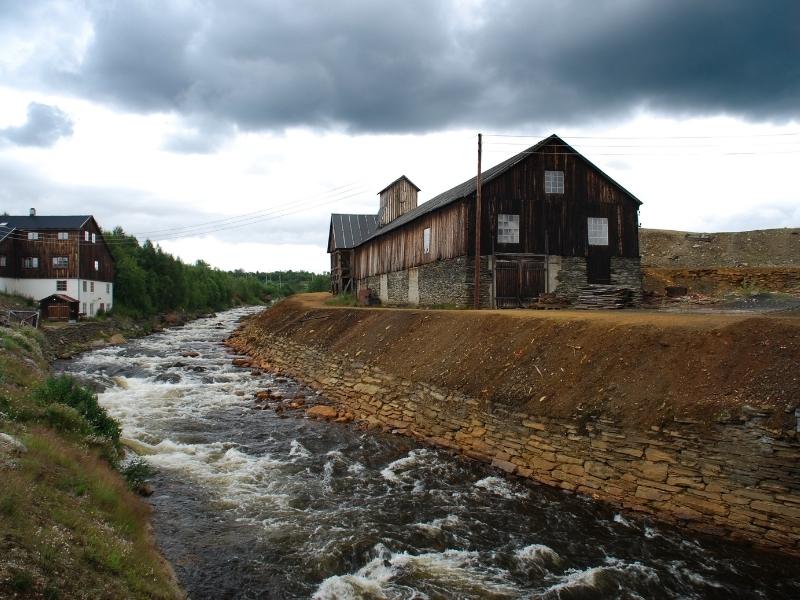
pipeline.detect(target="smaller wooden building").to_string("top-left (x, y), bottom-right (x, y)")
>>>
top-left (39, 293), bottom-right (80, 321)
top-left (328, 213), bottom-right (378, 294)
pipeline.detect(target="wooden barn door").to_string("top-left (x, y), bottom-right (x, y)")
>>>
top-left (495, 258), bottom-right (545, 308)
top-left (587, 246), bottom-right (611, 284)
top-left (47, 304), bottom-right (69, 321)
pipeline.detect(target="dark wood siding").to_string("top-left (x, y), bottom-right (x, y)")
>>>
top-left (79, 218), bottom-right (115, 282)
top-left (11, 231), bottom-right (80, 279)
top-left (471, 141), bottom-right (640, 259)
top-left (353, 200), bottom-right (468, 279)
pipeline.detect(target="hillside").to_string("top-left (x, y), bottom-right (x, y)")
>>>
top-left (640, 228), bottom-right (800, 268)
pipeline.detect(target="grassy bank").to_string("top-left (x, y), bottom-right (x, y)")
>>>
top-left (0, 324), bottom-right (182, 599)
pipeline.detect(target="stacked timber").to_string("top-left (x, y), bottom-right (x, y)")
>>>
top-left (574, 285), bottom-right (634, 309)
top-left (533, 293), bottom-right (570, 309)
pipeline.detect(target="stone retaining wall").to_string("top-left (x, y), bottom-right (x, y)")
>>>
top-left (230, 330), bottom-right (800, 556)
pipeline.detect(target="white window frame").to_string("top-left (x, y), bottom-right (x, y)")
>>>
top-left (0, 256), bottom-right (5, 267)
top-left (82, 280), bottom-right (87, 292)
top-left (90, 281), bottom-right (95, 292)
top-left (24, 257), bottom-right (39, 268)
top-left (56, 280), bottom-right (67, 291)
top-left (497, 214), bottom-right (520, 244)
top-left (91, 233), bottom-right (96, 243)
top-left (84, 231), bottom-right (90, 242)
top-left (106, 283), bottom-right (111, 293)
top-left (588, 217), bottom-right (609, 246)
top-left (82, 302), bottom-right (86, 314)
top-left (423, 227), bottom-right (431, 254)
top-left (53, 256), bottom-right (69, 268)
top-left (58, 232), bottom-right (69, 240)
top-left (545, 170), bottom-right (564, 194)
top-left (94, 260), bottom-right (99, 271)
top-left (27, 231), bottom-right (39, 240)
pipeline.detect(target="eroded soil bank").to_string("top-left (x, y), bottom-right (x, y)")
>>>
top-left (228, 294), bottom-right (800, 555)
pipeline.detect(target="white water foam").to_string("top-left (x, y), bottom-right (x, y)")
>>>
top-left (514, 543), bottom-right (561, 567)
top-left (380, 449), bottom-right (430, 484)
top-left (474, 476), bottom-right (528, 499)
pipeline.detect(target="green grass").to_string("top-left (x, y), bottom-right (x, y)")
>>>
top-left (324, 293), bottom-right (359, 306)
top-left (0, 324), bottom-right (182, 599)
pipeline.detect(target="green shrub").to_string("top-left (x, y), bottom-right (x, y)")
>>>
top-left (32, 377), bottom-right (121, 444)
top-left (121, 457), bottom-right (154, 491)
top-left (44, 403), bottom-right (89, 435)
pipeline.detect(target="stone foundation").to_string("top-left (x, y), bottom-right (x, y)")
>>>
top-left (553, 257), bottom-right (588, 300)
top-left (611, 257), bottom-right (644, 304)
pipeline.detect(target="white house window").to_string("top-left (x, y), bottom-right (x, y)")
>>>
top-left (82, 280), bottom-right (87, 292)
top-left (544, 170), bottom-right (564, 194)
top-left (53, 256), bottom-right (69, 268)
top-left (82, 302), bottom-right (87, 314)
top-left (0, 256), bottom-right (5, 267)
top-left (423, 227), bottom-right (431, 254)
top-left (94, 260), bottom-right (99, 271)
top-left (91, 233), bottom-right (96, 243)
top-left (497, 214), bottom-right (520, 244)
top-left (27, 231), bottom-right (39, 240)
top-left (58, 232), bottom-right (69, 240)
top-left (588, 217), bottom-right (609, 246)
top-left (90, 281), bottom-right (95, 292)
top-left (84, 231), bottom-right (90, 242)
top-left (23, 257), bottom-right (39, 268)
top-left (106, 283), bottom-right (111, 294)
top-left (56, 280), bottom-right (67, 291)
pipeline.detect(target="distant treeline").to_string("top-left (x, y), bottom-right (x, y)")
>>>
top-left (104, 228), bottom-right (328, 318)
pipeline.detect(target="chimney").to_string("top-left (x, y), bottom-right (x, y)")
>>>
top-left (377, 175), bottom-right (420, 227)
top-left (29, 208), bottom-right (36, 217)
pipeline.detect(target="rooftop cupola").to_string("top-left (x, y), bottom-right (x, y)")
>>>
top-left (29, 208), bottom-right (36, 217)
top-left (377, 175), bottom-right (420, 227)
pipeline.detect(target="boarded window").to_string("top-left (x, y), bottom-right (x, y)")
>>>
top-left (56, 280), bottom-right (67, 291)
top-left (544, 170), bottom-right (564, 194)
top-left (423, 227), bottom-right (431, 254)
top-left (94, 260), bottom-right (99, 271)
top-left (497, 214), bottom-right (520, 244)
top-left (58, 232), bottom-right (69, 240)
top-left (27, 231), bottom-right (39, 240)
top-left (24, 257), bottom-right (39, 268)
top-left (588, 217), bottom-right (609, 246)
top-left (53, 256), bottom-right (69, 268)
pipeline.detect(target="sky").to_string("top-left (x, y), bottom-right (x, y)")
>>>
top-left (0, 0), bottom-right (798, 274)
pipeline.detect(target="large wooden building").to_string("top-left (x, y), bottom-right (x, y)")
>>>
top-left (0, 211), bottom-right (115, 317)
top-left (328, 135), bottom-right (642, 308)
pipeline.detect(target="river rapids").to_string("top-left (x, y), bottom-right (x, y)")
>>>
top-left (56, 308), bottom-right (798, 599)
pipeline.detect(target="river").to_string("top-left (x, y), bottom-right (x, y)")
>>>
top-left (56, 308), bottom-right (799, 599)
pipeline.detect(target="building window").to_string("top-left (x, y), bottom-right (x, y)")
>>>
top-left (23, 257), bottom-right (39, 268)
top-left (82, 280), bottom-right (87, 292)
top-left (0, 256), bottom-right (5, 267)
top-left (56, 280), bottom-right (67, 291)
top-left (106, 283), bottom-right (111, 294)
top-left (84, 231), bottom-right (90, 242)
top-left (53, 256), bottom-right (69, 268)
top-left (497, 214), bottom-right (520, 244)
top-left (82, 302), bottom-right (86, 314)
top-left (544, 170), bottom-right (564, 194)
top-left (58, 232), bottom-right (69, 240)
top-left (27, 231), bottom-right (39, 240)
top-left (90, 281), bottom-right (95, 292)
top-left (588, 217), bottom-right (609, 246)
top-left (423, 227), bottom-right (431, 254)
top-left (94, 260), bottom-right (99, 271)
top-left (91, 233), bottom-right (96, 243)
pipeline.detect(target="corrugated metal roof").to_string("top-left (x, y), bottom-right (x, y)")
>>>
top-left (0, 215), bottom-right (91, 230)
top-left (359, 134), bottom-right (641, 245)
top-left (329, 213), bottom-right (379, 249)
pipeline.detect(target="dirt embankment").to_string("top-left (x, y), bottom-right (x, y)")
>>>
top-left (244, 294), bottom-right (800, 432)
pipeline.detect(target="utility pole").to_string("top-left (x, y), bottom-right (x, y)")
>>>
top-left (473, 133), bottom-right (482, 309)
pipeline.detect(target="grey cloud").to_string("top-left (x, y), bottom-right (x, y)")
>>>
top-left (0, 102), bottom-right (74, 147)
top-left (8, 1), bottom-right (800, 134)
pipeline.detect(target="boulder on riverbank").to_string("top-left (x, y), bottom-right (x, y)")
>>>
top-left (306, 405), bottom-right (338, 420)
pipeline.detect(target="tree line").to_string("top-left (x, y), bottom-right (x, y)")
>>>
top-left (104, 227), bottom-right (329, 318)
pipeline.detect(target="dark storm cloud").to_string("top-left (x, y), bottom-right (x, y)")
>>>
top-left (8, 0), bottom-right (800, 133)
top-left (0, 102), bottom-right (74, 147)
